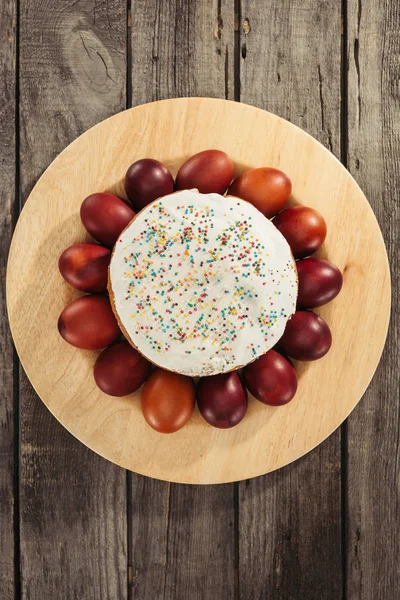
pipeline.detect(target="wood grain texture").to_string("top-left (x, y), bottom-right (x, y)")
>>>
top-left (346, 1), bottom-right (400, 598)
top-left (163, 484), bottom-right (235, 600)
top-left (18, 1), bottom-right (127, 598)
top-left (238, 1), bottom-right (344, 598)
top-left (4, 4), bottom-right (397, 600)
top-left (130, 477), bottom-right (170, 599)
top-left (7, 98), bottom-right (390, 481)
top-left (130, 4), bottom-right (236, 598)
top-left (130, 0), bottom-right (234, 104)
top-left (0, 1), bottom-right (16, 598)
top-left (131, 480), bottom-right (236, 600)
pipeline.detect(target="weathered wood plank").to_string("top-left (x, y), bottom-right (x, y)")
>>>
top-left (19, 1), bottom-right (128, 598)
top-left (130, 2), bottom-right (236, 599)
top-left (130, 477), bottom-right (170, 599)
top-left (131, 0), bottom-right (234, 103)
top-left (163, 484), bottom-right (236, 599)
top-left (346, 1), bottom-right (400, 598)
top-left (0, 1), bottom-right (17, 598)
top-left (238, 2), bottom-right (343, 598)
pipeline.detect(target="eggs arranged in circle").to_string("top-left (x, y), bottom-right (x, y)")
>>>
top-left (57, 150), bottom-right (342, 432)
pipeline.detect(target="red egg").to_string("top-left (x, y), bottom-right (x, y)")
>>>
top-left (228, 167), bottom-right (292, 218)
top-left (141, 369), bottom-right (195, 433)
top-left (58, 295), bottom-right (120, 350)
top-left (94, 341), bottom-right (151, 396)
top-left (273, 206), bottom-right (327, 258)
top-left (80, 193), bottom-right (135, 248)
top-left (176, 150), bottom-right (234, 195)
top-left (278, 311), bottom-right (332, 361)
top-left (243, 350), bottom-right (298, 406)
top-left (125, 159), bottom-right (174, 210)
top-left (58, 243), bottom-right (111, 293)
top-left (296, 258), bottom-right (343, 308)
top-left (197, 371), bottom-right (247, 429)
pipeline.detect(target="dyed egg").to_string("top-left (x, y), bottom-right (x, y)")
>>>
top-left (94, 341), bottom-right (151, 396)
top-left (243, 350), bottom-right (298, 406)
top-left (141, 369), bottom-right (195, 433)
top-left (58, 295), bottom-right (120, 350)
top-left (228, 167), bottom-right (292, 218)
top-left (273, 206), bottom-right (327, 258)
top-left (296, 257), bottom-right (343, 308)
top-left (59, 243), bottom-right (111, 293)
top-left (197, 371), bottom-right (247, 429)
top-left (176, 150), bottom-right (234, 195)
top-left (80, 193), bottom-right (135, 248)
top-left (125, 159), bottom-right (174, 210)
top-left (278, 310), bottom-right (332, 361)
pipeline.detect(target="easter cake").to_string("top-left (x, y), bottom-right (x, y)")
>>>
top-left (108, 189), bottom-right (298, 377)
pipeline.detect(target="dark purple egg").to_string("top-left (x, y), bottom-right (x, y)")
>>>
top-left (296, 257), bottom-right (343, 308)
top-left (197, 371), bottom-right (247, 429)
top-left (125, 159), bottom-right (174, 210)
top-left (278, 311), bottom-right (332, 361)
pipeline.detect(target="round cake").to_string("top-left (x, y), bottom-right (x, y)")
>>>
top-left (109, 189), bottom-right (298, 376)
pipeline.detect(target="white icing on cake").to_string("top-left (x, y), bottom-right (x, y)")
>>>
top-left (109, 190), bottom-right (297, 376)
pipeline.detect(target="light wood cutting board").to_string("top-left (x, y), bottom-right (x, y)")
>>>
top-left (6, 98), bottom-right (391, 484)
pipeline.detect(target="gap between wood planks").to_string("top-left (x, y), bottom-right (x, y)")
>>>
top-left (234, 0), bottom-right (241, 102)
top-left (13, 0), bottom-right (21, 597)
top-left (126, 2), bottom-right (133, 598)
top-left (340, 1), bottom-right (349, 598)
top-left (233, 3), bottom-right (241, 598)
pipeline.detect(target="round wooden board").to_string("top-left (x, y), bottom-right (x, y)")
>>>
top-left (7, 98), bottom-right (391, 484)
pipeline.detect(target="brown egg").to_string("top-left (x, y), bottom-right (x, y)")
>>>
top-left (228, 167), bottom-right (292, 218)
top-left (273, 206), bottom-right (327, 258)
top-left (58, 295), bottom-right (120, 350)
top-left (141, 369), bottom-right (195, 433)
top-left (80, 193), bottom-right (135, 248)
top-left (175, 150), bottom-right (234, 195)
top-left (58, 243), bottom-right (111, 293)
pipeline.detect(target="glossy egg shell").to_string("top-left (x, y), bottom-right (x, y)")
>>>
top-left (125, 159), bottom-right (174, 211)
top-left (197, 371), bottom-right (247, 429)
top-left (278, 310), bottom-right (332, 361)
top-left (175, 150), bottom-right (234, 195)
top-left (80, 193), bottom-right (135, 248)
top-left (228, 167), bottom-right (292, 218)
top-left (273, 206), bottom-right (327, 258)
top-left (296, 257), bottom-right (343, 308)
top-left (141, 369), bottom-right (195, 434)
top-left (58, 295), bottom-right (120, 350)
top-left (94, 341), bottom-right (151, 396)
top-left (243, 350), bottom-right (298, 406)
top-left (59, 243), bottom-right (111, 293)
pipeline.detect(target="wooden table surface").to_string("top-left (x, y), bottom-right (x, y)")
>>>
top-left (0, 1), bottom-right (398, 599)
